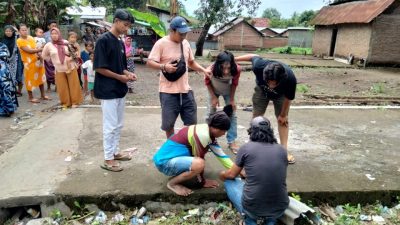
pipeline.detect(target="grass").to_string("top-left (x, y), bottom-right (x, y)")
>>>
top-left (257, 46), bottom-right (313, 55)
top-left (370, 82), bottom-right (385, 94)
top-left (296, 84), bottom-right (310, 93)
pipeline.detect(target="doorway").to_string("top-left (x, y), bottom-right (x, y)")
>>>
top-left (329, 28), bottom-right (338, 57)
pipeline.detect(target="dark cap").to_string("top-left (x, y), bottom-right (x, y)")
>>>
top-left (114, 9), bottom-right (135, 23)
top-left (170, 16), bottom-right (191, 33)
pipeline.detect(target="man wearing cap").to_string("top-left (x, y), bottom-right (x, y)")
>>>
top-left (147, 16), bottom-right (212, 138)
top-left (235, 54), bottom-right (297, 164)
top-left (220, 116), bottom-right (289, 225)
top-left (94, 9), bottom-right (137, 172)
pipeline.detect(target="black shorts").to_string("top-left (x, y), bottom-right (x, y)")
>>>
top-left (159, 91), bottom-right (197, 131)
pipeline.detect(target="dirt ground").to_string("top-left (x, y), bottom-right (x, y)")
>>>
top-left (119, 62), bottom-right (400, 107)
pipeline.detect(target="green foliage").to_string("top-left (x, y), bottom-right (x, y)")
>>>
top-left (370, 83), bottom-right (385, 94)
top-left (50, 209), bottom-right (63, 220)
top-left (126, 8), bottom-right (166, 37)
top-left (269, 46), bottom-right (312, 55)
top-left (291, 193), bottom-right (301, 201)
top-left (262, 8), bottom-right (281, 20)
top-left (297, 84), bottom-right (310, 93)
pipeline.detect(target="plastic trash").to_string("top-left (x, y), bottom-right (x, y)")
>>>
top-left (365, 174), bottom-right (376, 181)
top-left (136, 207), bottom-right (147, 218)
top-left (84, 216), bottom-right (94, 224)
top-left (94, 211), bottom-right (107, 223)
top-left (335, 205), bottom-right (344, 214)
top-left (112, 213), bottom-right (124, 222)
top-left (372, 215), bottom-right (385, 223)
top-left (188, 208), bottom-right (200, 215)
top-left (359, 214), bottom-right (371, 221)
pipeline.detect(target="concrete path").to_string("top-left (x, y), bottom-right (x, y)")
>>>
top-left (0, 107), bottom-right (399, 208)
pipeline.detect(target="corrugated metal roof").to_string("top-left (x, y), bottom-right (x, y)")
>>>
top-left (311, 0), bottom-right (395, 25)
top-left (212, 17), bottom-right (264, 37)
top-left (280, 197), bottom-right (321, 225)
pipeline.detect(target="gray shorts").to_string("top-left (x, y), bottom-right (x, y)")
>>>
top-left (159, 91), bottom-right (197, 131)
top-left (252, 85), bottom-right (284, 117)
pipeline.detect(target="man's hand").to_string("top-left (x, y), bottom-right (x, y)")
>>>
top-left (126, 72), bottom-right (137, 81)
top-left (119, 75), bottom-right (131, 83)
top-left (278, 114), bottom-right (289, 127)
top-left (211, 96), bottom-right (219, 108)
top-left (230, 100), bottom-right (236, 111)
top-left (164, 61), bottom-right (178, 73)
top-left (203, 179), bottom-right (219, 188)
top-left (203, 68), bottom-right (212, 78)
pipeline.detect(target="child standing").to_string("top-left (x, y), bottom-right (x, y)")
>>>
top-left (82, 52), bottom-right (95, 102)
top-left (205, 51), bottom-right (241, 154)
top-left (81, 41), bottom-right (94, 63)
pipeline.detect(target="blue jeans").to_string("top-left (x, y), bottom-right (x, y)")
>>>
top-left (224, 178), bottom-right (278, 225)
top-left (207, 94), bottom-right (237, 143)
top-left (155, 156), bottom-right (193, 177)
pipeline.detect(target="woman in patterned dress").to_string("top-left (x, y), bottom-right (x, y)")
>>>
top-left (16, 24), bottom-right (50, 103)
top-left (0, 42), bottom-right (18, 116)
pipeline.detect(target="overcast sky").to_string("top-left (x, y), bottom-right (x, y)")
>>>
top-left (182, 0), bottom-right (326, 18)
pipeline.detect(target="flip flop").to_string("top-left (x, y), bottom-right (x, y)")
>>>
top-left (41, 96), bottom-right (52, 100)
top-left (288, 153), bottom-right (296, 164)
top-left (114, 153), bottom-right (132, 161)
top-left (228, 144), bottom-right (239, 155)
top-left (29, 98), bottom-right (40, 103)
top-left (100, 163), bottom-right (123, 172)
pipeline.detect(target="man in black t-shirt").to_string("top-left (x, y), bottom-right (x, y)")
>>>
top-left (220, 116), bottom-right (289, 224)
top-left (235, 54), bottom-right (297, 164)
top-left (94, 9), bottom-right (137, 172)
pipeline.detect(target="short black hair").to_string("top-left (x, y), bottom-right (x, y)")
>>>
top-left (18, 23), bottom-right (27, 30)
top-left (213, 51), bottom-right (238, 78)
top-left (84, 41), bottom-right (94, 47)
top-left (207, 105), bottom-right (232, 131)
top-left (263, 62), bottom-right (287, 83)
top-left (113, 9), bottom-right (135, 24)
top-left (47, 20), bottom-right (57, 27)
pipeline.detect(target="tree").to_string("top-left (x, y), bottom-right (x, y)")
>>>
top-left (0, 0), bottom-right (73, 29)
top-left (298, 10), bottom-right (316, 26)
top-left (261, 7), bottom-right (281, 20)
top-left (194, 0), bottom-right (261, 56)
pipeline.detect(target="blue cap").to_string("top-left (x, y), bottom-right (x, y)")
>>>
top-left (170, 16), bottom-right (191, 33)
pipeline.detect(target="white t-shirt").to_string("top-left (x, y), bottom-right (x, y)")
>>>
top-left (82, 60), bottom-right (95, 82)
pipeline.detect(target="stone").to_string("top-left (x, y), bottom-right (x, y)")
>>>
top-left (41, 201), bottom-right (73, 218)
top-left (26, 218), bottom-right (53, 225)
top-left (84, 204), bottom-right (101, 214)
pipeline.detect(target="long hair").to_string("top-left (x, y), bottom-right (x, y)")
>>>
top-left (212, 51), bottom-right (238, 78)
top-left (247, 117), bottom-right (277, 144)
top-left (207, 105), bottom-right (232, 131)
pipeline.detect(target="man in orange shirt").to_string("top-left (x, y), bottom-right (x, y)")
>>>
top-left (147, 16), bottom-right (211, 138)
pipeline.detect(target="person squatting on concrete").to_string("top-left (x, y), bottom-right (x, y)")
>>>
top-left (147, 16), bottom-right (212, 138)
top-left (205, 50), bottom-right (241, 154)
top-left (93, 9), bottom-right (137, 172)
top-left (235, 54), bottom-right (297, 164)
top-left (153, 105), bottom-right (243, 196)
top-left (220, 116), bottom-right (289, 225)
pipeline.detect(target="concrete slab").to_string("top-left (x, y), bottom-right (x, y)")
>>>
top-left (0, 108), bottom-right (399, 208)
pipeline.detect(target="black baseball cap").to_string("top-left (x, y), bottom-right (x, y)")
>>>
top-left (114, 9), bottom-right (135, 24)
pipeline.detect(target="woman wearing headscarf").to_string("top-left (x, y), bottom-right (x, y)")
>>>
top-left (2, 25), bottom-right (24, 96)
top-left (16, 24), bottom-right (49, 103)
top-left (124, 36), bottom-right (135, 93)
top-left (42, 27), bottom-right (82, 108)
top-left (0, 42), bottom-right (18, 116)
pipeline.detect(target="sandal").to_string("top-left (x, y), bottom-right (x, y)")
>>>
top-left (100, 163), bottom-right (123, 172)
top-left (228, 143), bottom-right (239, 155)
top-left (28, 98), bottom-right (40, 103)
top-left (41, 96), bottom-right (52, 100)
top-left (288, 153), bottom-right (296, 164)
top-left (114, 153), bottom-right (132, 161)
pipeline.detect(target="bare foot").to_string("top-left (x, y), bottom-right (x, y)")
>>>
top-left (167, 181), bottom-right (193, 196)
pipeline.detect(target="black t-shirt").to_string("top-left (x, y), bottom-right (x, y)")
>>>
top-left (93, 32), bottom-right (128, 99)
top-left (236, 141), bottom-right (289, 218)
top-left (251, 56), bottom-right (297, 100)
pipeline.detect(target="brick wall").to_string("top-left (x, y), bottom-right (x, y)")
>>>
top-left (334, 24), bottom-right (372, 59)
top-left (369, 14), bottom-right (400, 64)
top-left (312, 26), bottom-right (333, 56)
top-left (221, 22), bottom-right (263, 50)
top-left (263, 29), bottom-right (279, 37)
top-left (263, 37), bottom-right (288, 48)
